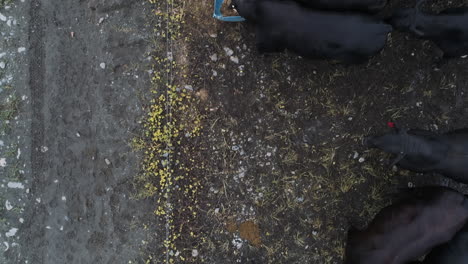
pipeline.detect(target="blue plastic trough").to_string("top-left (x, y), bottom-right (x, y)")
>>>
top-left (213, 0), bottom-right (245, 22)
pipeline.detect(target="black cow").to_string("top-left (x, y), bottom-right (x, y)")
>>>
top-left (422, 223), bottom-right (468, 264)
top-left (232, 0), bottom-right (387, 15)
top-left (233, 0), bottom-right (392, 63)
top-left (345, 187), bottom-right (468, 264)
top-left (365, 127), bottom-right (468, 184)
top-left (387, 0), bottom-right (468, 58)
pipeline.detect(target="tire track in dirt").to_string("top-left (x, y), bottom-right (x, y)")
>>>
top-left (26, 0), bottom-right (46, 262)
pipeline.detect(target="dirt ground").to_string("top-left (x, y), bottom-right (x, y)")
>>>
top-left (1, 0), bottom-right (160, 263)
top-left (1, 0), bottom-right (468, 264)
top-left (178, 0), bottom-right (468, 263)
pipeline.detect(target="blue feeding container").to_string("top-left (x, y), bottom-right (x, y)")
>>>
top-left (213, 0), bottom-right (245, 22)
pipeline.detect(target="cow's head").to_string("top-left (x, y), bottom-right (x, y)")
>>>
top-left (364, 128), bottom-right (406, 155)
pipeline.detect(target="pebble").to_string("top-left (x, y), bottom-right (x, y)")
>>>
top-left (209, 54), bottom-right (217, 62)
top-left (19, 218), bottom-right (24, 223)
top-left (358, 157), bottom-right (365, 163)
top-left (0, 13), bottom-right (6, 22)
top-left (223, 47), bottom-right (234, 56)
top-left (0, 158), bottom-right (6, 167)
top-left (192, 249), bottom-right (199, 257)
top-left (232, 237), bottom-right (243, 250)
top-left (17, 47), bottom-right (26, 53)
top-left (230, 56), bottom-right (239, 64)
top-left (353, 152), bottom-right (359, 159)
top-left (6, 228), bottom-right (18, 237)
top-left (7, 182), bottom-right (24, 189)
top-left (100, 62), bottom-right (106, 69)
top-left (5, 200), bottom-right (12, 211)
top-left (0, 61), bottom-right (5, 69)
top-left (105, 158), bottom-right (111, 165)
top-left (0, 52), bottom-right (5, 59)
top-left (40, 146), bottom-right (48, 153)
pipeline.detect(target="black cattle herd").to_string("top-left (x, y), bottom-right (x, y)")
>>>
top-left (232, 0), bottom-right (468, 63)
top-left (224, 0), bottom-right (468, 263)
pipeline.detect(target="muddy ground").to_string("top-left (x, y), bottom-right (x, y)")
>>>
top-left (1, 0), bottom-right (160, 263)
top-left (1, 0), bottom-right (468, 264)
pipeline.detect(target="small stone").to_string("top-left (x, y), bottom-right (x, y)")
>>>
top-left (62, 196), bottom-right (66, 201)
top-left (5, 200), bottom-right (12, 211)
top-left (100, 63), bottom-right (106, 69)
top-left (0, 61), bottom-right (5, 69)
top-left (353, 152), bottom-right (359, 159)
top-left (19, 218), bottom-right (24, 223)
top-left (461, 55), bottom-right (468, 59)
top-left (76, 132), bottom-right (81, 137)
top-left (358, 157), bottom-right (365, 163)
top-left (6, 228), bottom-right (18, 237)
top-left (192, 249), bottom-right (199, 257)
top-left (0, 13), bottom-right (6, 21)
top-left (18, 47), bottom-right (26, 53)
top-left (8, 182), bottom-right (24, 189)
top-left (209, 54), bottom-right (217, 61)
top-left (223, 47), bottom-right (234, 56)
top-left (230, 56), bottom-right (239, 64)
top-left (214, 208), bottom-right (220, 214)
top-left (105, 158), bottom-right (111, 165)
top-left (40, 146), bottom-right (48, 153)
top-left (0, 158), bottom-right (6, 167)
